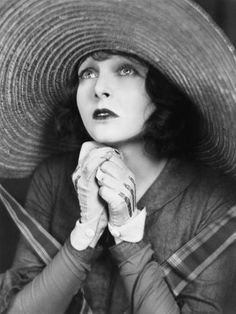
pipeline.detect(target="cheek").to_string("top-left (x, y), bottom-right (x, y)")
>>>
top-left (133, 102), bottom-right (155, 131)
top-left (128, 79), bottom-right (152, 109)
top-left (144, 102), bottom-right (155, 120)
top-left (138, 85), bottom-right (155, 120)
top-left (124, 89), bottom-right (154, 122)
top-left (76, 86), bottom-right (89, 117)
top-left (76, 87), bottom-right (82, 110)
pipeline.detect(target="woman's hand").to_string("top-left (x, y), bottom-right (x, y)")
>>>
top-left (71, 141), bottom-right (120, 248)
top-left (96, 153), bottom-right (138, 227)
top-left (72, 141), bottom-right (107, 223)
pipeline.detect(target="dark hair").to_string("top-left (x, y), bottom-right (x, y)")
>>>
top-left (53, 73), bottom-right (91, 145)
top-left (143, 66), bottom-right (200, 158)
top-left (54, 51), bottom-right (200, 158)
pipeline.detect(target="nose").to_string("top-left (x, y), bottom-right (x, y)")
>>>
top-left (94, 74), bottom-right (111, 100)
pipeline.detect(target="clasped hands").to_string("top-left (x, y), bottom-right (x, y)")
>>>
top-left (70, 141), bottom-right (144, 250)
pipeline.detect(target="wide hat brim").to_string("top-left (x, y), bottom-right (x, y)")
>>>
top-left (1, 0), bottom-right (236, 178)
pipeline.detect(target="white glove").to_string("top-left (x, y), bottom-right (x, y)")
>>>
top-left (96, 153), bottom-right (138, 227)
top-left (71, 142), bottom-right (122, 249)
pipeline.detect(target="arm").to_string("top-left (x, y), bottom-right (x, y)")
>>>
top-left (97, 154), bottom-right (180, 313)
top-left (111, 239), bottom-right (236, 314)
top-left (177, 171), bottom-right (236, 313)
top-left (111, 241), bottom-right (180, 314)
top-left (1, 153), bottom-right (96, 313)
top-left (7, 238), bottom-right (93, 314)
top-left (3, 142), bottom-right (113, 313)
top-left (96, 154), bottom-right (236, 313)
top-left (178, 229), bottom-right (236, 314)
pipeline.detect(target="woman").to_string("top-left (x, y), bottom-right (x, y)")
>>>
top-left (1, 0), bottom-right (236, 313)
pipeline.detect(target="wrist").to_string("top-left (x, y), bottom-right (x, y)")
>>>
top-left (70, 214), bottom-right (102, 250)
top-left (108, 207), bottom-right (146, 243)
top-left (110, 240), bottom-right (149, 263)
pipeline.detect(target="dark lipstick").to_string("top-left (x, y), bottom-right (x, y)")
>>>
top-left (93, 109), bottom-right (119, 120)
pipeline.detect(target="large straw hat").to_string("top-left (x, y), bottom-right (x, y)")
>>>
top-left (1, 0), bottom-right (236, 178)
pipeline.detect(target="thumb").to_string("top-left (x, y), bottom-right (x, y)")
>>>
top-left (79, 141), bottom-right (104, 165)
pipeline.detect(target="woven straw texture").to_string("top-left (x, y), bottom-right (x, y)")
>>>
top-left (1, 0), bottom-right (236, 178)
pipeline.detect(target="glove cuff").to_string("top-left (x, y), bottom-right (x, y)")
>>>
top-left (70, 214), bottom-right (101, 250)
top-left (108, 207), bottom-right (146, 244)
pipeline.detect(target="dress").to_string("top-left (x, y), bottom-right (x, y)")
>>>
top-left (1, 151), bottom-right (236, 313)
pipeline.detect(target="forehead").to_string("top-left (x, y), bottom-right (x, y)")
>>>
top-left (78, 51), bottom-right (148, 69)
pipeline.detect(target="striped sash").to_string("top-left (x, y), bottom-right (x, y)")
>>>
top-left (1, 183), bottom-right (236, 309)
top-left (0, 184), bottom-right (91, 314)
top-left (161, 206), bottom-right (236, 296)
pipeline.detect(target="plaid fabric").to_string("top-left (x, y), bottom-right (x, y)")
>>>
top-left (161, 205), bottom-right (236, 296)
top-left (0, 184), bottom-right (92, 314)
top-left (1, 182), bottom-right (236, 308)
top-left (0, 184), bottom-right (61, 264)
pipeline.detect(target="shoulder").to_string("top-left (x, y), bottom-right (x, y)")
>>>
top-left (180, 159), bottom-right (236, 227)
top-left (161, 157), bottom-right (235, 202)
top-left (27, 150), bottom-right (80, 201)
top-left (187, 160), bottom-right (235, 199)
top-left (33, 150), bottom-right (80, 181)
top-left (173, 157), bottom-right (235, 195)
top-left (25, 150), bottom-right (81, 222)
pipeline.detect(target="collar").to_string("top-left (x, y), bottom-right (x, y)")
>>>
top-left (137, 158), bottom-right (197, 216)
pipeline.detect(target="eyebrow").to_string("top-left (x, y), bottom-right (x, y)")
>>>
top-left (78, 58), bottom-right (95, 73)
top-left (78, 55), bottom-right (148, 75)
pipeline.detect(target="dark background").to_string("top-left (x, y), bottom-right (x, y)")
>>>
top-left (1, 0), bottom-right (236, 310)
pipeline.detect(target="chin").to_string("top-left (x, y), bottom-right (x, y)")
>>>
top-left (94, 138), bottom-right (119, 146)
top-left (90, 130), bottom-right (142, 147)
top-left (93, 137), bottom-right (141, 150)
top-left (90, 134), bottom-right (121, 146)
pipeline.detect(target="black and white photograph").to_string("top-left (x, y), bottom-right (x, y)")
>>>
top-left (1, 0), bottom-right (236, 313)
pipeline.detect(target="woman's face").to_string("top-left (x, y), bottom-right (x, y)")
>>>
top-left (76, 54), bottom-right (155, 146)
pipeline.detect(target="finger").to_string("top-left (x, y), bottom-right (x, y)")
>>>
top-left (117, 191), bottom-right (133, 217)
top-left (79, 141), bottom-right (102, 164)
top-left (97, 166), bottom-right (136, 203)
top-left (99, 160), bottom-right (124, 179)
top-left (123, 183), bottom-right (136, 214)
top-left (98, 181), bottom-right (133, 208)
top-left (72, 162), bottom-right (82, 189)
top-left (102, 156), bottom-right (134, 179)
top-left (76, 142), bottom-right (101, 181)
top-left (98, 185), bottom-right (121, 205)
top-left (96, 167), bottom-right (105, 185)
top-left (72, 163), bottom-right (80, 179)
top-left (108, 153), bottom-right (126, 169)
top-left (81, 146), bottom-right (115, 168)
top-left (81, 147), bottom-right (115, 178)
top-left (99, 186), bottom-right (134, 221)
top-left (96, 168), bottom-right (123, 191)
top-left (100, 160), bottom-right (135, 190)
top-left (72, 169), bottom-right (81, 189)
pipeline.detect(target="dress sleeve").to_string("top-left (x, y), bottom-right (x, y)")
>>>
top-left (0, 159), bottom-right (94, 314)
top-left (6, 239), bottom-right (93, 314)
top-left (0, 160), bottom-right (52, 313)
top-left (110, 241), bottom-right (180, 314)
top-left (179, 240), bottom-right (236, 313)
top-left (109, 165), bottom-right (236, 313)
top-left (111, 239), bottom-right (236, 314)
top-left (0, 236), bottom-right (43, 314)
top-left (176, 173), bottom-right (236, 313)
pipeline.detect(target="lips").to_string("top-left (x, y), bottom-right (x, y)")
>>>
top-left (93, 108), bottom-right (119, 120)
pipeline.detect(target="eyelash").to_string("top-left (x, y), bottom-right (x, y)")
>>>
top-left (78, 64), bottom-right (138, 80)
top-left (78, 68), bottom-right (95, 80)
top-left (119, 64), bottom-right (137, 76)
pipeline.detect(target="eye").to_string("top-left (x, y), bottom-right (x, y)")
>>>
top-left (119, 64), bottom-right (137, 76)
top-left (78, 68), bottom-right (97, 80)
